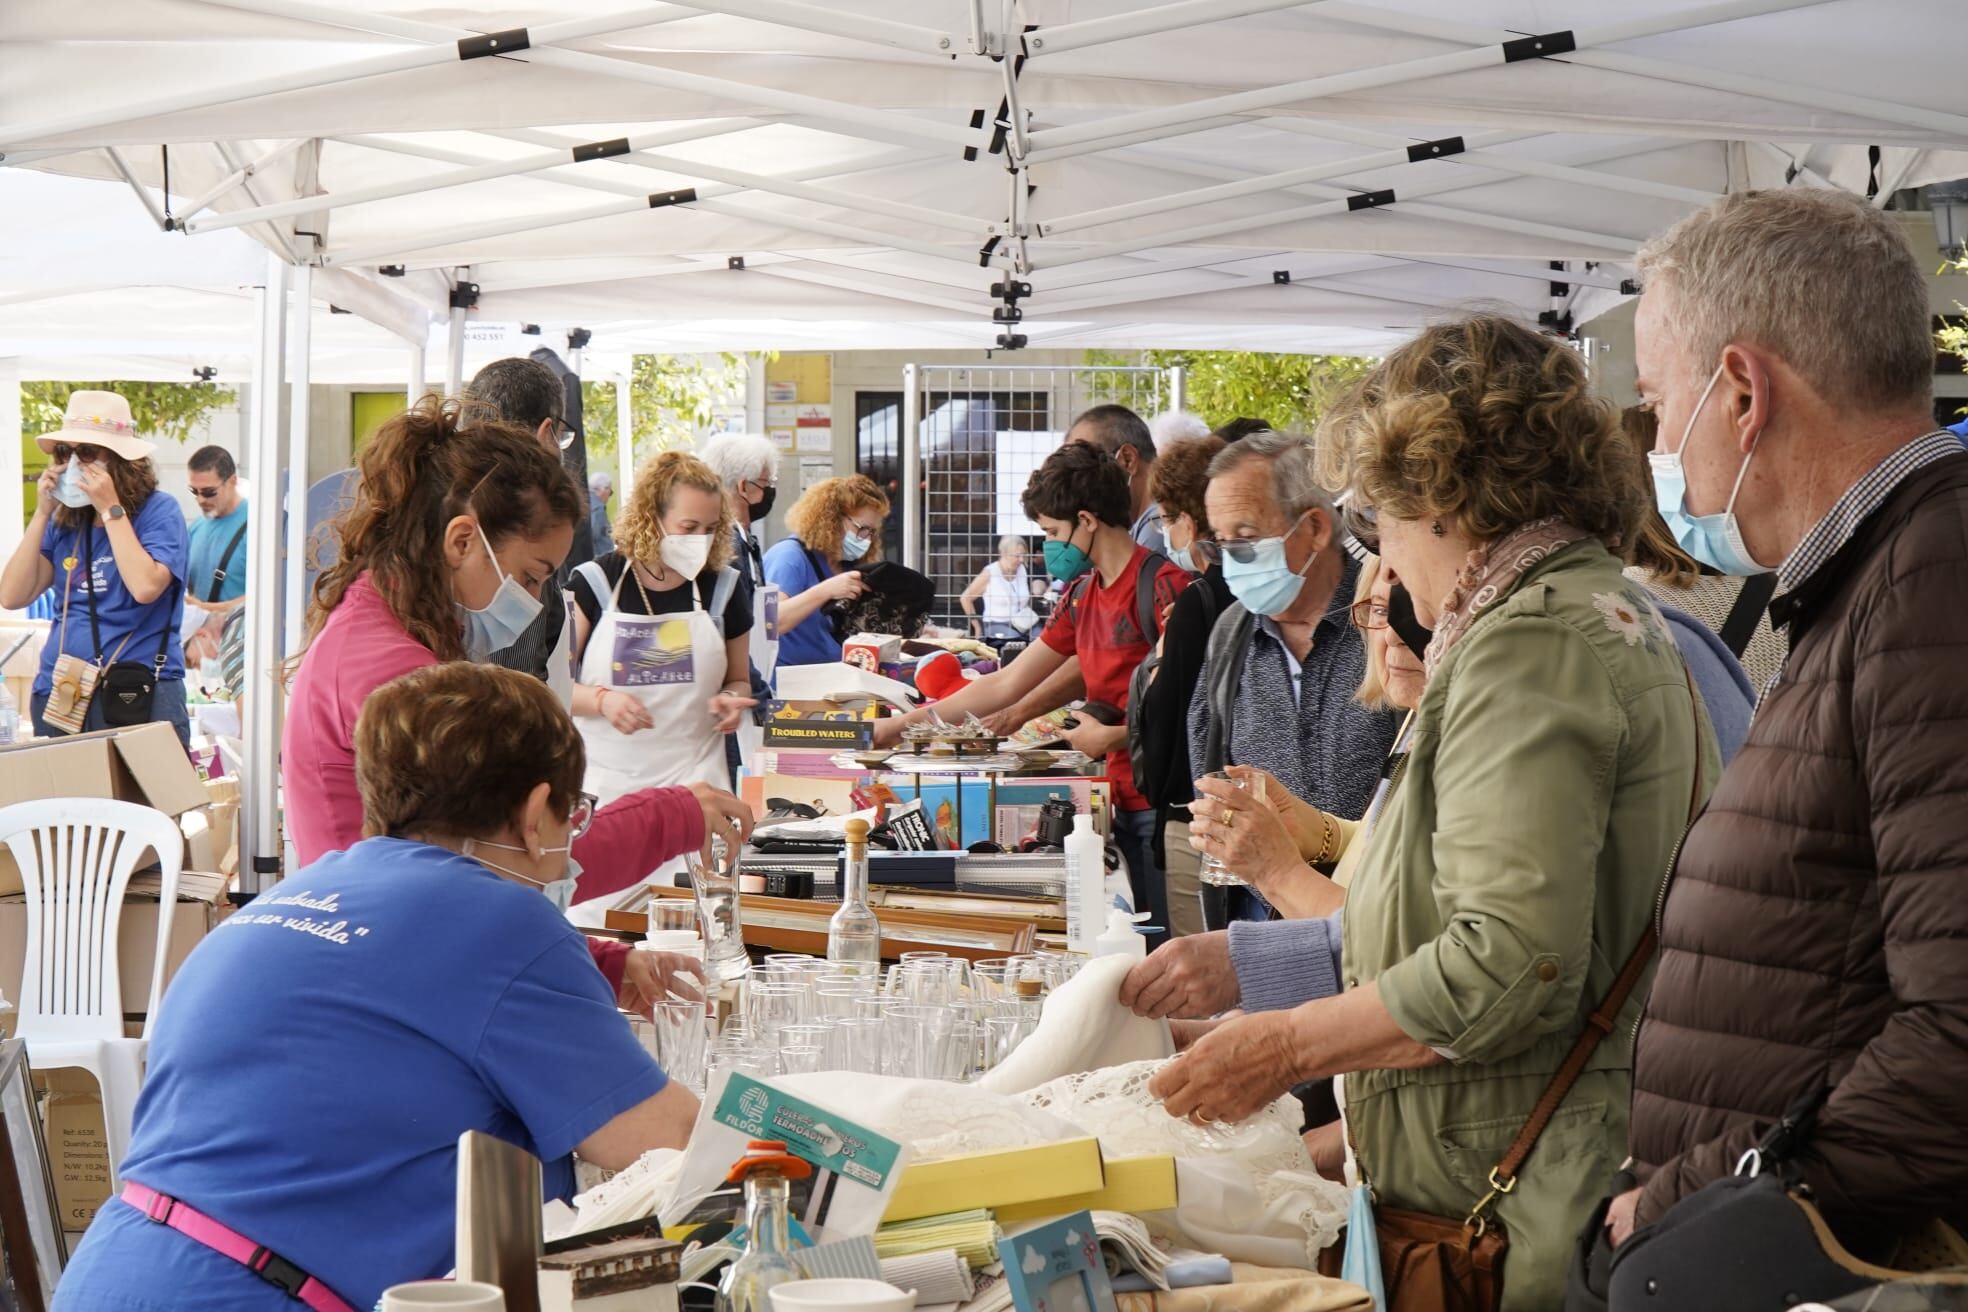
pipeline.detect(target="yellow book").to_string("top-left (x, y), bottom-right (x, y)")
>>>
top-left (883, 1138), bottom-right (1105, 1223)
top-left (992, 1155), bottom-right (1180, 1225)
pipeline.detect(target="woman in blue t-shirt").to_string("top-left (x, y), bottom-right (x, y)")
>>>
top-left (0, 390), bottom-right (191, 746)
top-left (53, 662), bottom-right (700, 1312)
top-left (761, 474), bottom-right (887, 668)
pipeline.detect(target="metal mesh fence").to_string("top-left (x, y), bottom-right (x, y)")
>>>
top-left (910, 364), bottom-right (1171, 629)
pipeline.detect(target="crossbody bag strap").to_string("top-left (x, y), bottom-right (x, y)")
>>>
top-left (207, 519), bottom-right (250, 603)
top-left (1717, 573), bottom-right (1777, 659)
top-left (1473, 665), bottom-right (1706, 1231)
top-left (82, 524), bottom-right (104, 663)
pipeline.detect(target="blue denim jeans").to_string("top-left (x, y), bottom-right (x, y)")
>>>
top-left (32, 678), bottom-right (192, 750)
top-left (1112, 806), bottom-right (1169, 949)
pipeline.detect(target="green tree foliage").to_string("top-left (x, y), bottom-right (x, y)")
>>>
top-left (580, 353), bottom-right (752, 467)
top-left (24, 380), bottom-right (238, 447)
top-left (1085, 349), bottom-right (1376, 434)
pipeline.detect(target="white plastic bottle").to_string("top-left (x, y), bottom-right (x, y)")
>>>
top-left (1094, 908), bottom-right (1152, 961)
top-left (1063, 812), bottom-right (1105, 953)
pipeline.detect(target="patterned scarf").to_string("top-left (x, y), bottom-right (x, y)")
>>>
top-left (1422, 517), bottom-right (1587, 678)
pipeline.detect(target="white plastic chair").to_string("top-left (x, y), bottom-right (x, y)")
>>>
top-left (0, 798), bottom-right (183, 1188)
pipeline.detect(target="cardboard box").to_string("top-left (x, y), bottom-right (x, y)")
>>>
top-left (0, 876), bottom-right (229, 1022)
top-left (884, 1137), bottom-right (1106, 1223)
top-left (993, 1154), bottom-right (1179, 1225)
top-left (0, 723), bottom-right (211, 896)
top-left (33, 1068), bottom-right (112, 1229)
top-left (762, 699), bottom-right (878, 750)
top-left (842, 633), bottom-right (902, 673)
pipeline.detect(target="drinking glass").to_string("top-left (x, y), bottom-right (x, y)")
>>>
top-left (687, 840), bottom-right (750, 983)
top-left (778, 1024), bottom-right (834, 1067)
top-left (648, 900), bottom-right (699, 936)
top-left (1196, 769), bottom-right (1265, 888)
top-left (949, 1021), bottom-right (985, 1082)
top-left (815, 988), bottom-right (866, 1021)
top-left (778, 1045), bottom-right (826, 1076)
top-left (969, 959), bottom-right (1014, 1003)
top-left (986, 1013), bottom-right (1037, 1068)
top-left (837, 1017), bottom-right (885, 1074)
top-left (746, 982), bottom-right (810, 1045)
top-left (655, 997), bottom-right (709, 1092)
top-left (882, 1004), bottom-right (959, 1080)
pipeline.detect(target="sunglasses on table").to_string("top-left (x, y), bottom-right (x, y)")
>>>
top-left (51, 443), bottom-right (106, 465)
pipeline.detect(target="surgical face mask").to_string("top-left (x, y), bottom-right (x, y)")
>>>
top-left (1043, 520), bottom-right (1093, 583)
top-left (1221, 513), bottom-right (1315, 617)
top-left (659, 531), bottom-right (712, 579)
top-left (841, 530), bottom-right (872, 561)
top-left (1164, 517), bottom-right (1212, 575)
top-left (1385, 582), bottom-right (1435, 660)
top-left (456, 521), bottom-right (545, 660)
top-left (468, 838), bottom-right (581, 913)
top-left (55, 460), bottom-right (96, 509)
top-left (1649, 365), bottom-right (1771, 577)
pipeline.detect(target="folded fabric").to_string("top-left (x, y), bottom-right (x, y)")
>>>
top-left (1112, 1258), bottom-right (1234, 1293)
top-left (881, 1249), bottom-right (976, 1304)
top-left (975, 954), bottom-right (1174, 1094)
top-left (1112, 1263), bottom-right (1374, 1312)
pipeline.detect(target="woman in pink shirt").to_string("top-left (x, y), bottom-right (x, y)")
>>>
top-left (285, 401), bottom-right (750, 1002)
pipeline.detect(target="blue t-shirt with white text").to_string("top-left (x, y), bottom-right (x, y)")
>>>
top-left (35, 494), bottom-right (188, 695)
top-left (52, 838), bottom-right (666, 1312)
top-left (762, 535), bottom-right (841, 667)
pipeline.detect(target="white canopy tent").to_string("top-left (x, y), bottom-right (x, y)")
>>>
top-left (6, 0), bottom-right (1966, 887)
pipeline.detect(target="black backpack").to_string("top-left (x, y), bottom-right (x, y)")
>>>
top-left (1126, 569), bottom-right (1221, 801)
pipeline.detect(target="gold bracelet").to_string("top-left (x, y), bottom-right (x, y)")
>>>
top-left (1313, 811), bottom-right (1337, 866)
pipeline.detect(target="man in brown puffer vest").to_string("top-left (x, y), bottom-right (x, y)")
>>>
top-left (1611, 188), bottom-right (1968, 1257)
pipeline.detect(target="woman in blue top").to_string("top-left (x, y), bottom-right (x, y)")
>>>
top-left (0, 390), bottom-right (191, 746)
top-left (53, 662), bottom-right (700, 1312)
top-left (761, 474), bottom-right (887, 668)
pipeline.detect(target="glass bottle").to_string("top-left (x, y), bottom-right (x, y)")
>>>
top-left (716, 1143), bottom-right (806, 1312)
top-left (827, 817), bottom-right (881, 973)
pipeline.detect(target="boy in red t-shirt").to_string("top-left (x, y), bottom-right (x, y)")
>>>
top-left (877, 442), bottom-right (1190, 928)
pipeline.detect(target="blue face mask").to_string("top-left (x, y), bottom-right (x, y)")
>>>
top-left (1164, 518), bottom-right (1213, 575)
top-left (1222, 514), bottom-right (1315, 617)
top-left (1649, 365), bottom-right (1771, 577)
top-left (468, 840), bottom-right (581, 914)
top-left (1043, 520), bottom-right (1093, 583)
top-left (55, 460), bottom-right (95, 509)
top-left (457, 521), bottom-right (544, 660)
top-left (841, 530), bottom-right (872, 561)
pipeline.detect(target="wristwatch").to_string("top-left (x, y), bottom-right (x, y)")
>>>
top-left (106, 505), bottom-right (127, 521)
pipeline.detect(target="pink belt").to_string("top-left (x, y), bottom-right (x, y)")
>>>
top-left (122, 1182), bottom-right (356, 1312)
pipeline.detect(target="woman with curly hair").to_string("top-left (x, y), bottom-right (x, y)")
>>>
top-left (761, 473), bottom-right (889, 668)
top-left (569, 450), bottom-right (756, 800)
top-left (1152, 314), bottom-right (1718, 1309)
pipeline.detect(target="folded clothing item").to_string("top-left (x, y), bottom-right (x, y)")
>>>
top-left (881, 1249), bottom-right (976, 1305)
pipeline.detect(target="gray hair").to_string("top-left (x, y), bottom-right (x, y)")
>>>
top-left (1149, 410), bottom-right (1211, 447)
top-left (697, 432), bottom-right (781, 491)
top-left (997, 534), bottom-right (1028, 554)
top-left (1636, 188), bottom-right (1932, 412)
top-left (1207, 428), bottom-right (1336, 523)
top-left (588, 471), bottom-right (613, 495)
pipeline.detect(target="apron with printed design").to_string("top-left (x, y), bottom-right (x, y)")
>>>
top-left (576, 561), bottom-right (731, 807)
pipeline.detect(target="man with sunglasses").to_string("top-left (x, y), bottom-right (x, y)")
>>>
top-left (183, 445), bottom-right (249, 669)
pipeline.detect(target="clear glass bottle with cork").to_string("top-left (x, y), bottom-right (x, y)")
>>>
top-left (715, 1140), bottom-right (810, 1312)
top-left (827, 817), bottom-right (881, 972)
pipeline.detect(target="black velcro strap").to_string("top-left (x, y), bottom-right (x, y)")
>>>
top-left (989, 97), bottom-right (1011, 155)
top-left (978, 234), bottom-right (1001, 267)
top-left (1502, 30), bottom-right (1575, 62)
top-left (572, 138), bottom-right (632, 163)
top-left (458, 27), bottom-right (529, 60)
top-left (1406, 135), bottom-right (1466, 163)
top-left (1346, 189), bottom-right (1397, 212)
top-left (963, 109), bottom-right (986, 162)
top-left (648, 188), bottom-right (698, 208)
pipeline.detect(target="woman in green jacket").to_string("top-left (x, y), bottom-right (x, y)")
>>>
top-left (1152, 314), bottom-right (1718, 1309)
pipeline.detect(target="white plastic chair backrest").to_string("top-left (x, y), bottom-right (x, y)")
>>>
top-left (0, 798), bottom-right (183, 1044)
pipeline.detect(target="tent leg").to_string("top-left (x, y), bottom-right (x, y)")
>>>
top-left (1168, 365), bottom-right (1187, 416)
top-left (444, 302), bottom-right (466, 397)
top-left (241, 252), bottom-right (289, 898)
top-left (284, 264), bottom-right (312, 658)
top-left (0, 357), bottom-right (21, 563)
top-left (901, 364), bottom-right (922, 571)
top-left (406, 340), bottom-right (426, 408)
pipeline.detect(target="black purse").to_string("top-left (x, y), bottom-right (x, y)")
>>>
top-left (83, 525), bottom-right (179, 728)
top-left (1581, 1088), bottom-right (1968, 1311)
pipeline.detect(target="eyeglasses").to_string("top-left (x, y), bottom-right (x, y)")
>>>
top-left (1218, 511), bottom-right (1312, 564)
top-left (569, 792), bottom-right (598, 840)
top-left (846, 519), bottom-right (882, 538)
top-left (1350, 597), bottom-right (1388, 631)
top-left (549, 419), bottom-right (575, 451)
top-left (51, 443), bottom-right (105, 465)
top-left (189, 485), bottom-right (223, 500)
top-left (1339, 500), bottom-right (1380, 553)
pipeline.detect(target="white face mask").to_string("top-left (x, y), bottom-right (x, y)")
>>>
top-left (55, 461), bottom-right (97, 509)
top-left (659, 531), bottom-right (713, 579)
top-left (456, 521), bottom-right (544, 661)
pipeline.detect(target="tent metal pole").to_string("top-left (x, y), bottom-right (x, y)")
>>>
top-left (747, 266), bottom-right (985, 316)
top-left (102, 149), bottom-right (171, 231)
top-left (1168, 365), bottom-right (1187, 416)
top-left (641, 0), bottom-right (956, 56)
top-left (284, 264), bottom-right (312, 658)
top-left (1023, 116), bottom-right (1249, 168)
top-left (1026, 0), bottom-right (1333, 56)
top-left (901, 365), bottom-right (922, 572)
top-left (616, 375), bottom-right (636, 507)
top-left (178, 139), bottom-right (312, 222)
top-left (212, 142), bottom-right (303, 266)
top-left (407, 340), bottom-right (426, 408)
top-left (241, 252), bottom-right (289, 898)
top-left (445, 306), bottom-right (467, 397)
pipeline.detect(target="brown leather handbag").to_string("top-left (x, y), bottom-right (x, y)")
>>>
top-left (1320, 669), bottom-right (1704, 1311)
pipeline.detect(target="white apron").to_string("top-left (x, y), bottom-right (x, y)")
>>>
top-left (574, 560), bottom-right (737, 808)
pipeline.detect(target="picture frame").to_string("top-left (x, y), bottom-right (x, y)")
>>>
top-left (996, 1210), bottom-right (1118, 1312)
top-left (0, 1040), bottom-right (68, 1312)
